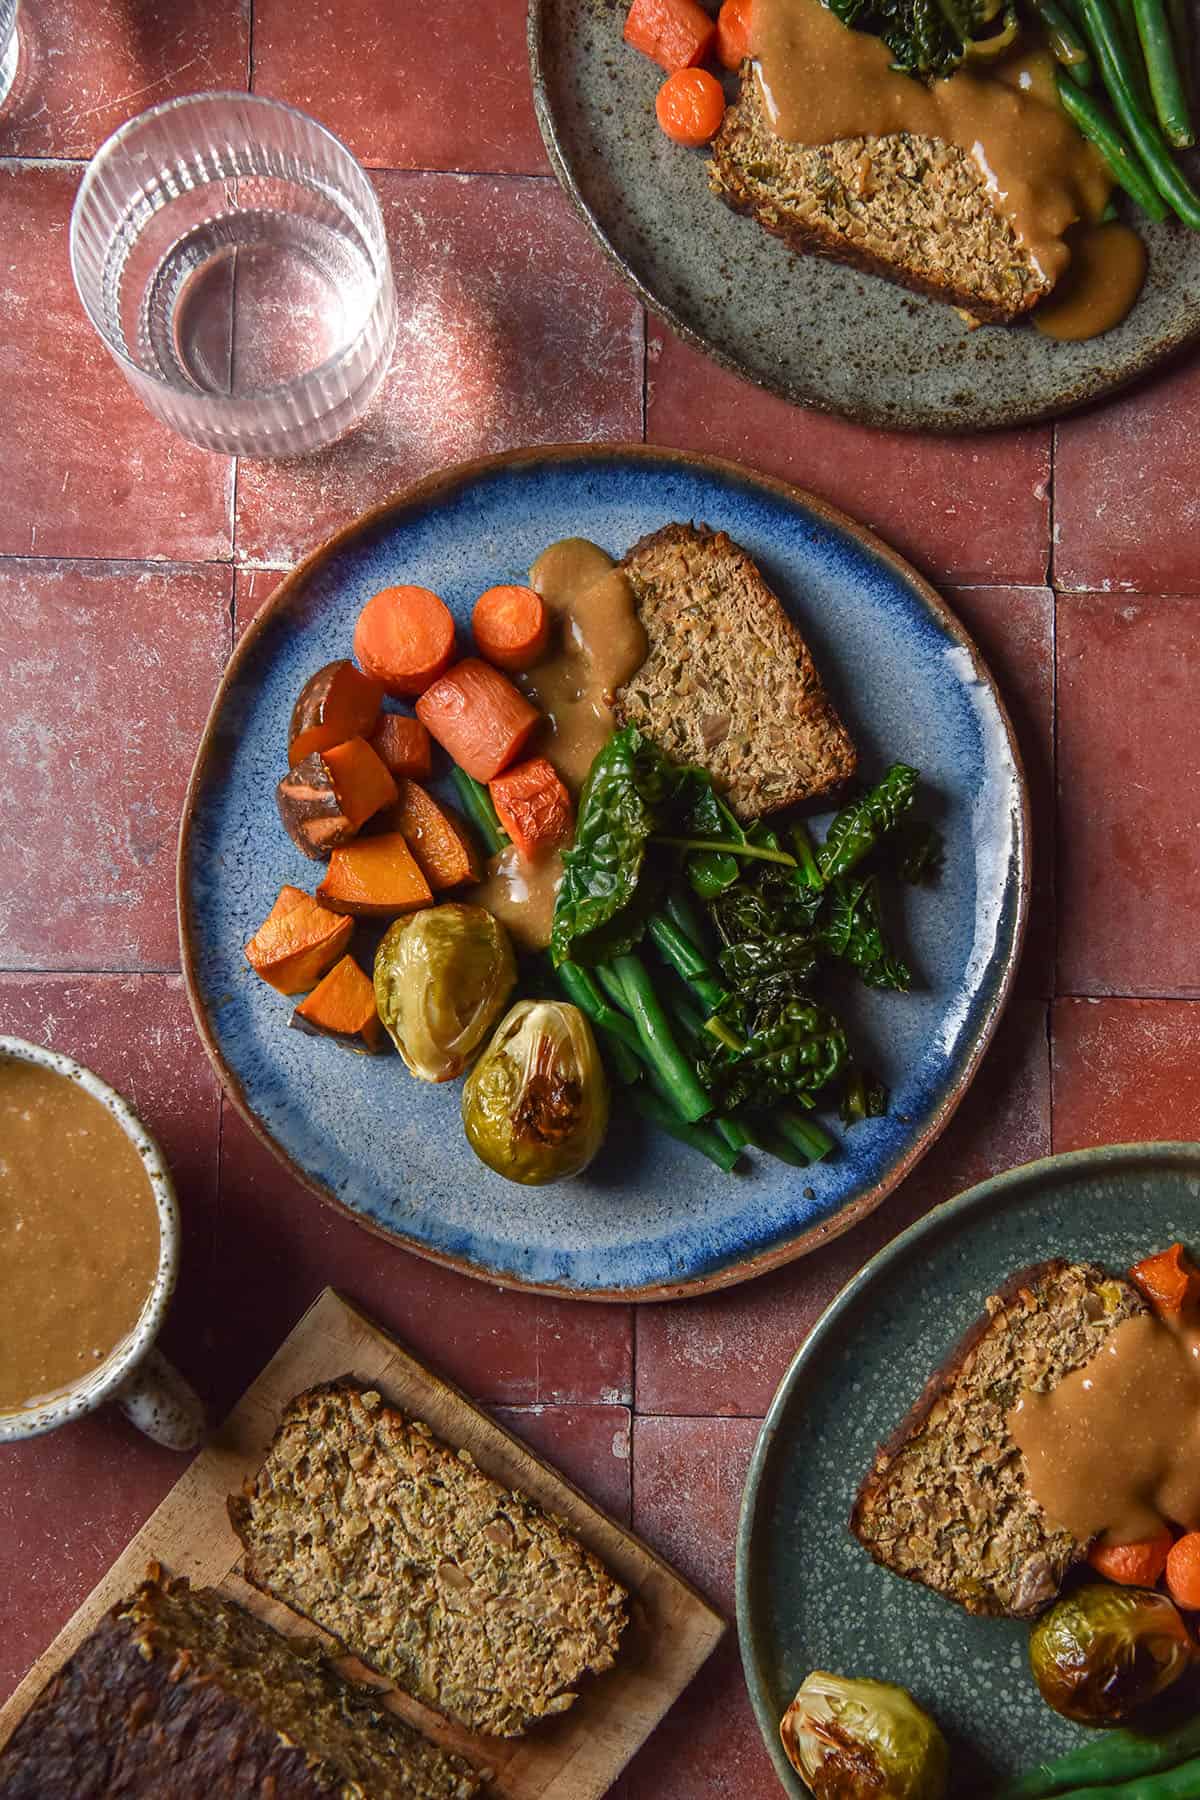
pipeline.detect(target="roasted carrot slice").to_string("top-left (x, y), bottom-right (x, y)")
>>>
top-left (1166, 1532), bottom-right (1200, 1609)
top-left (1130, 1243), bottom-right (1200, 1317)
top-left (369, 712), bottom-right (433, 780)
top-left (290, 954), bottom-right (386, 1053)
top-left (390, 780), bottom-right (482, 891)
top-left (316, 832), bottom-right (433, 917)
top-left (244, 890), bottom-right (353, 995)
top-left (716, 0), bottom-right (752, 68)
top-left (472, 584), bottom-right (551, 673)
top-left (656, 66), bottom-right (726, 144)
top-left (624, 0), bottom-right (717, 71)
top-left (354, 585), bottom-right (456, 699)
top-left (489, 758), bottom-right (574, 861)
top-left (415, 658), bottom-right (541, 783)
top-left (289, 660), bottom-right (384, 766)
top-left (1088, 1528), bottom-right (1174, 1587)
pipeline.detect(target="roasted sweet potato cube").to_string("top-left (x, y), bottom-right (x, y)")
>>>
top-left (289, 954), bottom-right (386, 1053)
top-left (244, 889), bottom-right (353, 995)
top-left (316, 832), bottom-right (433, 917)
top-left (389, 780), bottom-right (481, 891)
top-left (289, 660), bottom-right (385, 766)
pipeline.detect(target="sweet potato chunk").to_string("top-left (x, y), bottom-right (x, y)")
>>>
top-left (389, 780), bottom-right (481, 891)
top-left (316, 833), bottom-right (433, 917)
top-left (369, 713), bottom-right (433, 780)
top-left (244, 889), bottom-right (353, 995)
top-left (289, 660), bottom-right (384, 766)
top-left (276, 737), bottom-right (398, 860)
top-left (289, 954), bottom-right (386, 1053)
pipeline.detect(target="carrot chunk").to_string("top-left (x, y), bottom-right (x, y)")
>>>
top-left (1130, 1243), bottom-right (1200, 1317)
top-left (353, 585), bottom-right (457, 699)
top-left (316, 833), bottom-right (433, 917)
top-left (716, 0), bottom-right (752, 67)
top-left (656, 66), bottom-right (726, 144)
top-left (388, 780), bottom-right (482, 891)
top-left (290, 954), bottom-right (386, 1053)
top-left (415, 658), bottom-right (541, 782)
top-left (1166, 1532), bottom-right (1200, 1609)
top-left (472, 584), bottom-right (551, 672)
top-left (369, 713), bottom-right (433, 780)
top-left (244, 889), bottom-right (353, 995)
top-left (1088, 1528), bottom-right (1174, 1588)
top-left (489, 758), bottom-right (574, 862)
top-left (624, 0), bottom-right (717, 71)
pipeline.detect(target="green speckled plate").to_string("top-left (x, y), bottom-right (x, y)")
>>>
top-left (529, 0), bottom-right (1200, 431)
top-left (737, 1142), bottom-right (1200, 1796)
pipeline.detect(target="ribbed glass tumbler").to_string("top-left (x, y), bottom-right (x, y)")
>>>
top-left (70, 93), bottom-right (397, 458)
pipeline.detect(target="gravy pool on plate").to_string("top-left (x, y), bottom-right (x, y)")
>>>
top-left (0, 1058), bottom-right (160, 1414)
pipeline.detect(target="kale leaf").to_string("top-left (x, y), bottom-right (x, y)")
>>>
top-left (818, 873), bottom-right (911, 991)
top-left (816, 763), bottom-right (919, 883)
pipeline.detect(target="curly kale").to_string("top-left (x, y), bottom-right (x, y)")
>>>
top-left (818, 873), bottom-right (911, 991)
top-left (824, 0), bottom-right (1013, 76)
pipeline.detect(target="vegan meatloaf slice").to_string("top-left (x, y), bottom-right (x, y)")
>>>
top-left (229, 1381), bottom-right (628, 1739)
top-left (614, 523), bottom-right (856, 821)
top-left (0, 1571), bottom-right (482, 1800)
top-left (708, 68), bottom-right (1055, 324)
top-left (850, 1260), bottom-right (1148, 1619)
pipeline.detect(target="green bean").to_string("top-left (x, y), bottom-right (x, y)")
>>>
top-left (595, 963), bottom-right (636, 1017)
top-left (1000, 1714), bottom-right (1200, 1798)
top-left (714, 1114), bottom-right (752, 1153)
top-left (1078, 0), bottom-right (1200, 223)
top-left (775, 1109), bottom-right (834, 1162)
top-left (448, 766), bottom-right (508, 857)
top-left (612, 954), bottom-right (712, 1123)
top-left (1133, 0), bottom-right (1194, 142)
top-left (629, 1087), bottom-right (739, 1171)
top-left (1049, 1753), bottom-right (1200, 1798)
top-left (1055, 71), bottom-right (1171, 215)
top-left (647, 912), bottom-right (728, 1014)
top-left (1112, 0), bottom-right (1158, 106)
top-left (664, 887), bottom-right (716, 959)
top-left (1032, 0), bottom-right (1096, 81)
top-left (555, 962), bottom-right (643, 1083)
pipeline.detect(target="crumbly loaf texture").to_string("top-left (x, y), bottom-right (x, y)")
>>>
top-left (709, 68), bottom-right (1054, 325)
top-left (614, 523), bottom-right (857, 821)
top-left (229, 1381), bottom-right (628, 1739)
top-left (0, 1572), bottom-right (481, 1800)
top-left (850, 1260), bottom-right (1149, 1619)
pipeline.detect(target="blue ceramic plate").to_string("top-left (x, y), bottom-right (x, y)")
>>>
top-left (737, 1144), bottom-right (1200, 1794)
top-left (178, 446), bottom-right (1028, 1299)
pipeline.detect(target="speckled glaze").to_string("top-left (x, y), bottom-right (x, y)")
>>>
top-left (178, 445), bottom-right (1028, 1299)
top-left (0, 1036), bottom-right (196, 1447)
top-left (529, 0), bottom-right (1200, 433)
top-left (737, 1142), bottom-right (1200, 1795)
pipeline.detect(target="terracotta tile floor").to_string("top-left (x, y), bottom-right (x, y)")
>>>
top-left (3, 2), bottom-right (1200, 1790)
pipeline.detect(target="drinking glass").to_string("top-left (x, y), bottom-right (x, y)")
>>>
top-left (70, 93), bottom-right (397, 458)
top-left (0, 0), bottom-right (18, 109)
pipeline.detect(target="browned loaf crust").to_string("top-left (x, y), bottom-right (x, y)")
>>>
top-left (708, 67), bottom-right (1054, 326)
top-left (850, 1259), bottom-right (1149, 1619)
top-left (0, 1571), bottom-right (482, 1800)
top-left (229, 1380), bottom-right (629, 1739)
top-left (614, 522), bottom-right (857, 821)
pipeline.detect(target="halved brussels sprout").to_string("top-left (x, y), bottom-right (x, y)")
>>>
top-left (780, 1672), bottom-right (948, 1800)
top-left (1029, 1584), bottom-right (1193, 1725)
top-left (462, 1000), bottom-right (608, 1185)
top-left (373, 904), bottom-right (515, 1083)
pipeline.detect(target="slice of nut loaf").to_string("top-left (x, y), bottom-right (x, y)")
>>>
top-left (0, 1570), bottom-right (482, 1799)
top-left (614, 523), bottom-right (856, 822)
top-left (850, 1260), bottom-right (1148, 1618)
top-left (229, 1381), bottom-right (628, 1739)
top-left (708, 69), bottom-right (1054, 325)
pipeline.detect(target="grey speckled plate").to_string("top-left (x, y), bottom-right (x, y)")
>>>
top-left (737, 1142), bottom-right (1200, 1795)
top-left (529, 0), bottom-right (1200, 431)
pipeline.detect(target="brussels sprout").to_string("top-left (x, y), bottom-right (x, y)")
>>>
top-left (462, 1000), bottom-right (608, 1185)
top-left (1029, 1584), bottom-right (1193, 1726)
top-left (780, 1672), bottom-right (948, 1800)
top-left (373, 904), bottom-right (515, 1084)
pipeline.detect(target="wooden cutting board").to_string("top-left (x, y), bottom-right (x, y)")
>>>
top-left (0, 1288), bottom-right (725, 1798)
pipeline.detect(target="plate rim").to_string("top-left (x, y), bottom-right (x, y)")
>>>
top-left (734, 1138), bottom-right (1200, 1796)
top-left (526, 0), bottom-right (1200, 435)
top-left (176, 440), bottom-right (1031, 1303)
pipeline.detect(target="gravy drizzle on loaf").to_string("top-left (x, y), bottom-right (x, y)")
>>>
top-left (229, 1381), bottom-right (628, 1739)
top-left (749, 0), bottom-right (1111, 288)
top-left (851, 1260), bottom-right (1148, 1618)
